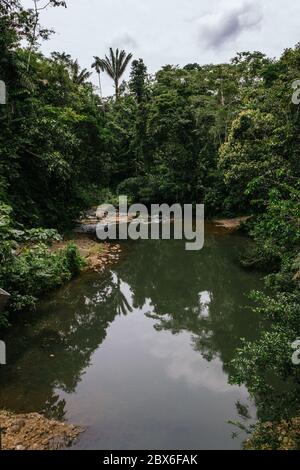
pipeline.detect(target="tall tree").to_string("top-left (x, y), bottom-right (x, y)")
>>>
top-left (69, 60), bottom-right (91, 85)
top-left (129, 58), bottom-right (148, 103)
top-left (26, 0), bottom-right (67, 71)
top-left (93, 48), bottom-right (132, 99)
top-left (91, 57), bottom-right (103, 98)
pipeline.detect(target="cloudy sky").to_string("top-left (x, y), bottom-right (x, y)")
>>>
top-left (23, 0), bottom-right (300, 96)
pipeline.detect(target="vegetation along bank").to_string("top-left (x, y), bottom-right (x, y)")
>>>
top-left (0, 1), bottom-right (300, 449)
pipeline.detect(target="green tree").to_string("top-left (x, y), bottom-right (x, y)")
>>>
top-left (129, 59), bottom-right (148, 103)
top-left (69, 60), bottom-right (91, 85)
top-left (93, 48), bottom-right (133, 99)
top-left (91, 56), bottom-right (103, 97)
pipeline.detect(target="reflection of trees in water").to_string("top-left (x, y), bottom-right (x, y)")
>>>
top-left (43, 395), bottom-right (67, 422)
top-left (115, 237), bottom-right (262, 374)
top-left (0, 270), bottom-right (129, 419)
top-left (0, 234), bottom-right (262, 420)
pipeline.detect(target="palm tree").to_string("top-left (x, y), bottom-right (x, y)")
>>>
top-left (51, 54), bottom-right (91, 85)
top-left (91, 57), bottom-right (103, 98)
top-left (92, 48), bottom-right (133, 100)
top-left (70, 60), bottom-right (92, 85)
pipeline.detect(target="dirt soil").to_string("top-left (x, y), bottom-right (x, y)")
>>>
top-left (0, 410), bottom-right (83, 450)
top-left (51, 234), bottom-right (122, 273)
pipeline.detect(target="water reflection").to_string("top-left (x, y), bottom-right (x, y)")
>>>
top-left (0, 271), bottom-right (129, 417)
top-left (116, 235), bottom-right (261, 369)
top-left (0, 231), bottom-right (263, 449)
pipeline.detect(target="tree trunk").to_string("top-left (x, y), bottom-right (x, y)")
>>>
top-left (98, 72), bottom-right (102, 98)
top-left (115, 79), bottom-right (119, 100)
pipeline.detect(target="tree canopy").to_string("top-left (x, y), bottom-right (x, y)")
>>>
top-left (1, 0), bottom-right (300, 446)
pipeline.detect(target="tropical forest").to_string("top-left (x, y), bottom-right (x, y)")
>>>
top-left (0, 0), bottom-right (300, 453)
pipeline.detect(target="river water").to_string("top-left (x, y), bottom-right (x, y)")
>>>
top-left (0, 226), bottom-right (263, 449)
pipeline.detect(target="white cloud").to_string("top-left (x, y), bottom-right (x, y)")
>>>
top-left (26, 0), bottom-right (300, 96)
top-left (197, 2), bottom-right (263, 49)
top-left (111, 32), bottom-right (138, 50)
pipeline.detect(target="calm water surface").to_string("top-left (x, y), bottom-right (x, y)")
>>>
top-left (0, 227), bottom-right (263, 449)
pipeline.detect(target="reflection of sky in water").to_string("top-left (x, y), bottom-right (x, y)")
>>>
top-left (0, 233), bottom-right (262, 449)
top-left (100, 282), bottom-right (246, 394)
top-left (60, 277), bottom-right (256, 449)
top-left (149, 331), bottom-right (239, 392)
top-left (198, 290), bottom-right (211, 318)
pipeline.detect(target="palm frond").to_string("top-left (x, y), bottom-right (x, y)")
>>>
top-left (93, 48), bottom-right (133, 98)
top-left (119, 52), bottom-right (133, 78)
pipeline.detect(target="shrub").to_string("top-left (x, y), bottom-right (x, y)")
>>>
top-left (0, 204), bottom-right (84, 326)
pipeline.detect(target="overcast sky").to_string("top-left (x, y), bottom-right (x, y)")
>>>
top-left (23, 0), bottom-right (300, 96)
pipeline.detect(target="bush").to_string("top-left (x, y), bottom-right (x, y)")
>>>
top-left (1, 242), bottom-right (84, 315)
top-left (0, 204), bottom-right (84, 326)
top-left (244, 418), bottom-right (300, 450)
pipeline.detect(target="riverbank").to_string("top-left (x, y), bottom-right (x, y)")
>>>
top-left (0, 410), bottom-right (83, 450)
top-left (0, 204), bottom-right (124, 326)
top-left (50, 234), bottom-right (122, 274)
top-left (0, 231), bottom-right (123, 450)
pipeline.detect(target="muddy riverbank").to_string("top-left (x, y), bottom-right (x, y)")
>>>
top-left (0, 410), bottom-right (83, 450)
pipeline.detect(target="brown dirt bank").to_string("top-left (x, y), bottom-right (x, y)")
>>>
top-left (51, 234), bottom-right (122, 273)
top-left (0, 410), bottom-right (83, 450)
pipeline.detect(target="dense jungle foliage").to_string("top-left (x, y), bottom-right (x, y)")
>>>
top-left (1, 0), bottom-right (300, 448)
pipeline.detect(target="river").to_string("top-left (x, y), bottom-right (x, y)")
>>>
top-left (0, 225), bottom-right (263, 449)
